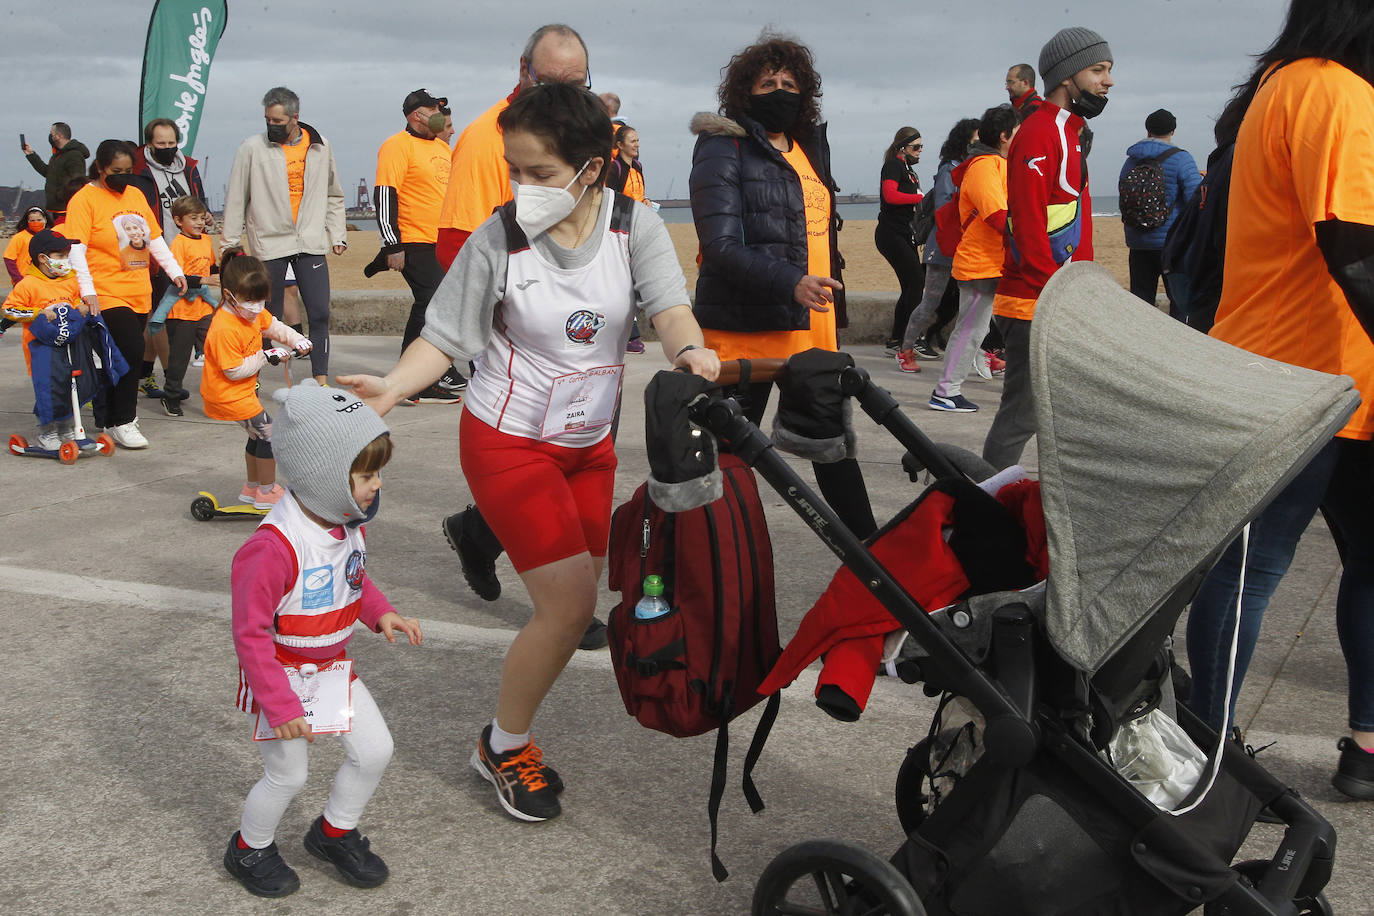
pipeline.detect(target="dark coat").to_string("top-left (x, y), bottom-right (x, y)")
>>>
top-left (26, 139), bottom-right (90, 213)
top-left (688, 112), bottom-right (847, 332)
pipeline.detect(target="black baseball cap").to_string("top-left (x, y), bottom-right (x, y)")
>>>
top-left (403, 88), bottom-right (448, 115)
top-left (29, 229), bottom-right (73, 259)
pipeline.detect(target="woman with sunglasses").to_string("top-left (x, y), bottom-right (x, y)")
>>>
top-left (877, 127), bottom-right (926, 362)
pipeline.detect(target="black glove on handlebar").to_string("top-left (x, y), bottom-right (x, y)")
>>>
top-left (644, 370), bottom-right (722, 512)
top-left (772, 348), bottom-right (857, 464)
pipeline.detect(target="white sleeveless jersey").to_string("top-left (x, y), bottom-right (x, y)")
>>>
top-left (465, 192), bottom-right (636, 447)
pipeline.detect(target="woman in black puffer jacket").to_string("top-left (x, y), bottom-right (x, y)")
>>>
top-left (689, 33), bottom-right (875, 538)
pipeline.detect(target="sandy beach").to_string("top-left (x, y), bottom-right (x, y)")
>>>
top-left (0, 216), bottom-right (1133, 298)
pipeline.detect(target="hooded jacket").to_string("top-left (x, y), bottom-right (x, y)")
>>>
top-left (132, 145), bottom-right (207, 241)
top-left (1118, 138), bottom-right (1202, 250)
top-left (27, 305), bottom-right (129, 425)
top-left (688, 112), bottom-right (847, 332)
top-left (221, 122), bottom-right (347, 260)
top-left (26, 139), bottom-right (90, 213)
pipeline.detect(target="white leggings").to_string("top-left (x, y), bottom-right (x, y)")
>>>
top-left (239, 679), bottom-right (393, 849)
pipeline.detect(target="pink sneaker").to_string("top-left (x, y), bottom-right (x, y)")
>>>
top-left (238, 486), bottom-right (259, 505)
top-left (254, 484), bottom-right (287, 510)
top-left (895, 349), bottom-right (920, 373)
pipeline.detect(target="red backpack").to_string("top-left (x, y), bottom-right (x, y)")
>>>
top-left (933, 186), bottom-right (977, 258)
top-left (606, 452), bottom-right (781, 880)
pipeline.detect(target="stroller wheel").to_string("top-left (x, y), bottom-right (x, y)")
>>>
top-left (1202, 860), bottom-right (1332, 916)
top-left (895, 739), bottom-right (935, 835)
top-left (58, 441), bottom-right (79, 464)
top-left (752, 839), bottom-right (924, 916)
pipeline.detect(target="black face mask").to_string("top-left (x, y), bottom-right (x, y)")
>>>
top-left (48, 133), bottom-right (59, 150)
top-left (266, 122), bottom-right (291, 144)
top-left (1068, 80), bottom-right (1108, 120)
top-left (150, 146), bottom-right (178, 166)
top-left (105, 173), bottom-right (135, 192)
top-left (747, 89), bottom-right (802, 134)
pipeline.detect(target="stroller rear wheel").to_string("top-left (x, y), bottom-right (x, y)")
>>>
top-left (895, 739), bottom-right (934, 835)
top-left (1202, 860), bottom-right (1332, 916)
top-left (752, 839), bottom-right (924, 916)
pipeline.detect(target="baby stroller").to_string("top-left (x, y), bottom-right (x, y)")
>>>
top-left (678, 263), bottom-right (1347, 916)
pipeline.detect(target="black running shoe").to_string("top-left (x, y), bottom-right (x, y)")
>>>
top-left (911, 337), bottom-right (941, 360)
top-left (161, 395), bottom-right (183, 417)
top-left (1332, 737), bottom-right (1374, 799)
top-left (470, 724), bottom-right (561, 821)
top-left (139, 375), bottom-right (166, 399)
top-left (414, 384), bottom-right (463, 404)
top-left (303, 816), bottom-right (389, 888)
top-left (442, 509), bottom-right (501, 601)
top-left (579, 617), bottom-right (609, 650)
top-left (223, 833), bottom-right (300, 898)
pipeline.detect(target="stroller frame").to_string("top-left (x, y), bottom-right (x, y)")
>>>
top-left (688, 360), bottom-right (1336, 916)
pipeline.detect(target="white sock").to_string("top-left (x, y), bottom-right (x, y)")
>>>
top-left (244, 480), bottom-right (259, 491)
top-left (489, 718), bottom-right (530, 754)
top-left (259, 483), bottom-right (276, 494)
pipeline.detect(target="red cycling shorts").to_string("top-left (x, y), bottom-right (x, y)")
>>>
top-left (459, 409), bottom-right (618, 573)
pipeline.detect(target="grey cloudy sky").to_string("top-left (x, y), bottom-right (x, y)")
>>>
top-left (3, 0), bottom-right (1289, 208)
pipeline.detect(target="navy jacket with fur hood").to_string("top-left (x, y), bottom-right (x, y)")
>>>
top-left (689, 112), bottom-right (847, 332)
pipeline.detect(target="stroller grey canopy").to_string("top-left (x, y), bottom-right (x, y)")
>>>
top-left (1030, 262), bottom-right (1359, 675)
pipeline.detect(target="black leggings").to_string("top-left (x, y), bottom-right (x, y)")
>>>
top-left (874, 222), bottom-right (926, 344)
top-left (735, 379), bottom-right (877, 538)
top-left (265, 254), bottom-right (330, 377)
top-left (98, 305), bottom-right (148, 427)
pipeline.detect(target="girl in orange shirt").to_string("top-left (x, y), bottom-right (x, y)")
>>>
top-left (201, 247), bottom-right (312, 509)
top-left (1, 207), bottom-right (51, 339)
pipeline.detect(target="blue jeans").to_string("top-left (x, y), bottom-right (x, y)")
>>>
top-left (1186, 437), bottom-right (1374, 732)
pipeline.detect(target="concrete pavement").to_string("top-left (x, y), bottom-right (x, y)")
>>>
top-left (0, 334), bottom-right (1367, 915)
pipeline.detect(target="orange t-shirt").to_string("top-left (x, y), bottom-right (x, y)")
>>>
top-left (952, 154), bottom-right (1008, 282)
top-left (4, 229), bottom-right (36, 280)
top-left (703, 141), bottom-right (837, 360)
top-left (438, 97), bottom-right (512, 233)
top-left (283, 128), bottom-right (312, 223)
top-left (167, 233), bottom-right (216, 321)
top-left (63, 183), bottom-right (161, 313)
top-left (622, 166), bottom-right (646, 203)
top-left (201, 307), bottom-right (272, 421)
top-left (375, 130), bottom-right (452, 244)
top-left (4, 271), bottom-right (81, 375)
top-left (1211, 58), bottom-right (1374, 440)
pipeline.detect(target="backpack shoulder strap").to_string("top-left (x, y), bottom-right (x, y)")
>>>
top-left (1152, 147), bottom-right (1183, 165)
top-left (609, 190), bottom-right (636, 235)
top-left (495, 200), bottom-right (529, 253)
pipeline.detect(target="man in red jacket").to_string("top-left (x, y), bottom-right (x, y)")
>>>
top-left (983, 26), bottom-right (1113, 470)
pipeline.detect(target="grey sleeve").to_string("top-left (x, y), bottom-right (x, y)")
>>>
top-left (627, 204), bottom-right (690, 320)
top-left (418, 216), bottom-right (508, 365)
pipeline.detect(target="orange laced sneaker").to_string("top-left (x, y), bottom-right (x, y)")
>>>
top-left (470, 724), bottom-right (562, 821)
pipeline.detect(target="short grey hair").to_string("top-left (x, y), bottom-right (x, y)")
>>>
top-left (261, 86), bottom-right (300, 117)
top-left (522, 23), bottom-right (587, 65)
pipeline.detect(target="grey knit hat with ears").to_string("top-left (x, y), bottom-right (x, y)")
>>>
top-left (271, 381), bottom-right (389, 526)
top-left (1039, 27), bottom-right (1113, 94)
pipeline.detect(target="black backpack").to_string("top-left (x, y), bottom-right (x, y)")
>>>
top-left (911, 190), bottom-right (936, 247)
top-left (1161, 144), bottom-right (1234, 328)
top-left (1118, 147), bottom-right (1182, 230)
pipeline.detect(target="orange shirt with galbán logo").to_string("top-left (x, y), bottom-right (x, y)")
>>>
top-left (201, 307), bottom-right (273, 421)
top-left (283, 128), bottom-right (312, 223)
top-left (702, 141), bottom-right (836, 359)
top-left (63, 183), bottom-right (162, 313)
top-left (1210, 58), bottom-right (1374, 440)
top-left (375, 130), bottom-right (452, 244)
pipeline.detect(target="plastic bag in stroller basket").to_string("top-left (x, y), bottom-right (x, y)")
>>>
top-left (1107, 708), bottom-right (1207, 811)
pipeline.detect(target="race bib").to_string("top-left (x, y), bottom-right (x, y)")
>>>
top-left (540, 365), bottom-right (624, 440)
top-left (253, 660), bottom-right (353, 740)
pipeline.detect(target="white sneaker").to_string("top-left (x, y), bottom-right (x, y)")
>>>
top-left (191, 354), bottom-right (205, 368)
top-left (109, 420), bottom-right (149, 449)
top-left (35, 430), bottom-right (61, 451)
top-left (972, 349), bottom-right (993, 381)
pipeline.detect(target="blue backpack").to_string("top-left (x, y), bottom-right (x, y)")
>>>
top-left (1162, 143), bottom-right (1234, 327)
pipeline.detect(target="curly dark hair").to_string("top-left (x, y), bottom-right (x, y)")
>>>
top-left (717, 33), bottom-right (822, 137)
top-left (939, 118), bottom-right (981, 163)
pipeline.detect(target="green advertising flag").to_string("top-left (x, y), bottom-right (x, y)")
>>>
top-left (138, 0), bottom-right (229, 156)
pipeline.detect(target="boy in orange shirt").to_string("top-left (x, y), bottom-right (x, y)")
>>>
top-left (201, 247), bottom-right (311, 509)
top-left (148, 197), bottom-right (219, 417)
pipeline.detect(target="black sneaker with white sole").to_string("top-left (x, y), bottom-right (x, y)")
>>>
top-left (223, 833), bottom-right (300, 898)
top-left (414, 384), bottom-right (463, 404)
top-left (303, 816), bottom-right (389, 888)
top-left (161, 395), bottom-right (184, 417)
top-left (911, 337), bottom-right (941, 360)
top-left (928, 392), bottom-right (979, 412)
top-left (470, 724), bottom-right (562, 822)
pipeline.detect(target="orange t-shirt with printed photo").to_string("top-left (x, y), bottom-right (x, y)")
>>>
top-left (167, 233), bottom-right (216, 321)
top-left (375, 130), bottom-right (452, 244)
top-left (4, 271), bottom-right (82, 375)
top-left (1210, 58), bottom-right (1374, 440)
top-left (63, 183), bottom-right (161, 313)
top-left (283, 128), bottom-right (312, 223)
top-left (703, 141), bottom-right (837, 360)
top-left (201, 307), bottom-right (272, 421)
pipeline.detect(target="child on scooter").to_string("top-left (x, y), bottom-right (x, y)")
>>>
top-left (200, 247), bottom-right (311, 509)
top-left (224, 382), bottom-right (422, 897)
top-left (147, 196), bottom-right (220, 417)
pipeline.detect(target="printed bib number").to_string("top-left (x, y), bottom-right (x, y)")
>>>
top-left (540, 365), bottom-right (624, 440)
top-left (253, 660), bottom-right (353, 740)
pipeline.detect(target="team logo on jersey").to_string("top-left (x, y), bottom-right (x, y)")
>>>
top-left (1026, 155), bottom-right (1047, 176)
top-left (565, 310), bottom-right (606, 347)
top-left (302, 565), bottom-right (335, 609)
top-left (345, 549), bottom-right (365, 590)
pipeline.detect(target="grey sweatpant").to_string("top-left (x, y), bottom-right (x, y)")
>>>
top-left (981, 315), bottom-right (1035, 470)
top-left (934, 277), bottom-right (998, 399)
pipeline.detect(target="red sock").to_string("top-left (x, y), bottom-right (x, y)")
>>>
top-left (321, 816), bottom-right (349, 838)
top-left (236, 834), bottom-right (252, 850)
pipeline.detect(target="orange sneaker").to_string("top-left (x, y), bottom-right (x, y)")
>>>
top-left (895, 349), bottom-right (921, 373)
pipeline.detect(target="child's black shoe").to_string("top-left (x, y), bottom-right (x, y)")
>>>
top-left (223, 832), bottom-right (300, 897)
top-left (304, 815), bottom-right (389, 888)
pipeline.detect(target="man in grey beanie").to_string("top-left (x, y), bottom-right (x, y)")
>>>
top-left (983, 26), bottom-right (1114, 470)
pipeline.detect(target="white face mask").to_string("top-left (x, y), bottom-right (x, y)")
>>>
top-left (44, 256), bottom-right (72, 277)
top-left (510, 160), bottom-right (590, 238)
top-left (231, 297), bottom-right (266, 319)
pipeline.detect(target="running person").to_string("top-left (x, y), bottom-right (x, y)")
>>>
top-left (340, 83), bottom-right (719, 822)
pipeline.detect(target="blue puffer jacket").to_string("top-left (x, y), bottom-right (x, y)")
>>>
top-left (689, 112), bottom-right (847, 331)
top-left (921, 158), bottom-right (959, 267)
top-left (1119, 138), bottom-right (1203, 250)
top-left (27, 306), bottom-right (129, 425)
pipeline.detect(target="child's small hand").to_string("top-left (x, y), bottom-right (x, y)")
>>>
top-left (292, 339), bottom-right (313, 356)
top-left (263, 346), bottom-right (292, 365)
top-left (378, 612), bottom-right (423, 646)
top-left (274, 717), bottom-right (314, 742)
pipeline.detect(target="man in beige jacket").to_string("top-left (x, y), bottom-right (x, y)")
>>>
top-left (222, 86), bottom-right (347, 383)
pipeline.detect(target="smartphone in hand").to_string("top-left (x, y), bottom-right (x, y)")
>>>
top-left (19, 133), bottom-right (26, 151)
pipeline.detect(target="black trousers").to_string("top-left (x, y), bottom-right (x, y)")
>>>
top-left (1128, 247), bottom-right (1169, 308)
top-left (98, 306), bottom-right (147, 427)
top-left (875, 222), bottom-right (926, 344)
top-left (165, 314), bottom-right (212, 393)
top-left (399, 242), bottom-right (446, 351)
